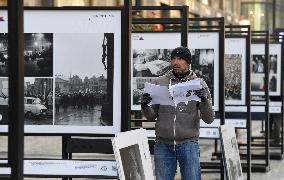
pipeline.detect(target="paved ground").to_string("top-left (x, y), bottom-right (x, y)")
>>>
top-left (0, 121), bottom-right (284, 179)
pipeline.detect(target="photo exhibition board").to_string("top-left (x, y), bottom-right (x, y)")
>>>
top-left (188, 32), bottom-right (220, 111)
top-left (220, 124), bottom-right (243, 180)
top-left (269, 43), bottom-right (281, 96)
top-left (0, 9), bottom-right (122, 134)
top-left (224, 38), bottom-right (246, 105)
top-left (112, 129), bottom-right (154, 180)
top-left (131, 33), bottom-right (180, 110)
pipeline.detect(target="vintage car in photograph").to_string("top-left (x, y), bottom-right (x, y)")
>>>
top-left (24, 97), bottom-right (47, 117)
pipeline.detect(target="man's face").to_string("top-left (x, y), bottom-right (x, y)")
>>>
top-left (171, 56), bottom-right (189, 74)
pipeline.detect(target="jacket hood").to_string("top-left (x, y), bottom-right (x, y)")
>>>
top-left (165, 70), bottom-right (197, 80)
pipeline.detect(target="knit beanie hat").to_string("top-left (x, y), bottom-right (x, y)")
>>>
top-left (170, 46), bottom-right (191, 64)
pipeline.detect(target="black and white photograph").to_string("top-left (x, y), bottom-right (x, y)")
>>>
top-left (132, 49), bottom-right (173, 77)
top-left (252, 55), bottom-right (265, 73)
top-left (269, 75), bottom-right (277, 92)
top-left (269, 54), bottom-right (277, 73)
top-left (24, 33), bottom-right (53, 77)
top-left (24, 77), bottom-right (53, 125)
top-left (224, 54), bottom-right (242, 101)
top-left (132, 78), bottom-right (156, 106)
top-left (0, 34), bottom-right (8, 77)
top-left (0, 78), bottom-right (8, 125)
top-left (251, 73), bottom-right (265, 92)
top-left (0, 33), bottom-right (53, 77)
top-left (112, 129), bottom-right (154, 180)
top-left (120, 144), bottom-right (146, 180)
top-left (54, 33), bottom-right (114, 126)
top-left (220, 125), bottom-right (243, 180)
top-left (190, 49), bottom-right (214, 101)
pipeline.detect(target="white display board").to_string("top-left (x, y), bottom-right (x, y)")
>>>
top-left (0, 9), bottom-right (122, 134)
top-left (112, 128), bottom-right (154, 180)
top-left (220, 125), bottom-right (243, 180)
top-left (0, 159), bottom-right (117, 177)
top-left (251, 43), bottom-right (281, 96)
top-left (188, 32), bottom-right (220, 111)
top-left (131, 33), bottom-right (181, 110)
top-left (225, 38), bottom-right (246, 105)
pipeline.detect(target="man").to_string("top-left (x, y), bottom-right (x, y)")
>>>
top-left (141, 47), bottom-right (214, 180)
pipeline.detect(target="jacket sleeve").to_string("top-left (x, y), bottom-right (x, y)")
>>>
top-left (199, 80), bottom-right (214, 124)
top-left (141, 104), bottom-right (159, 121)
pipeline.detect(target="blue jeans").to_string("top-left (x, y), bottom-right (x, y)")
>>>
top-left (154, 140), bottom-right (201, 180)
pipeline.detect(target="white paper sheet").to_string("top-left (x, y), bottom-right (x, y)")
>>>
top-left (144, 83), bottom-right (175, 106)
top-left (169, 80), bottom-right (202, 104)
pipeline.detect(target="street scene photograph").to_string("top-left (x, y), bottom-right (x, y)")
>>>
top-left (190, 49), bottom-right (214, 101)
top-left (24, 77), bottom-right (53, 125)
top-left (0, 33), bottom-right (53, 77)
top-left (54, 33), bottom-right (114, 126)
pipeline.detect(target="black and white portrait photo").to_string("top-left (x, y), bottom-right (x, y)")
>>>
top-left (269, 54), bottom-right (277, 74)
top-left (119, 144), bottom-right (146, 180)
top-left (251, 73), bottom-right (264, 92)
top-left (269, 75), bottom-right (277, 92)
top-left (190, 49), bottom-right (214, 101)
top-left (0, 34), bottom-right (8, 77)
top-left (252, 55), bottom-right (264, 73)
top-left (132, 78), bottom-right (156, 106)
top-left (54, 33), bottom-right (114, 126)
top-left (24, 77), bottom-right (53, 125)
top-left (133, 49), bottom-right (172, 77)
top-left (224, 54), bottom-right (242, 101)
top-left (0, 78), bottom-right (8, 125)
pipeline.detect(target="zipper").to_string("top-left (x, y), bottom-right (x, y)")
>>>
top-left (170, 79), bottom-right (176, 147)
top-left (174, 114), bottom-right (176, 148)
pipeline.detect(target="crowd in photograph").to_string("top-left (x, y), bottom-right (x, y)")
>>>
top-left (55, 91), bottom-right (106, 114)
top-left (225, 55), bottom-right (241, 100)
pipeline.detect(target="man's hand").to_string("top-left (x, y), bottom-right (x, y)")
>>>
top-left (141, 93), bottom-right (152, 108)
top-left (195, 88), bottom-right (208, 102)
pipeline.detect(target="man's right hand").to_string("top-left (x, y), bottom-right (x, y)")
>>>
top-left (141, 93), bottom-right (152, 108)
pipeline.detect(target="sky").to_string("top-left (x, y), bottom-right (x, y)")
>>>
top-left (54, 33), bottom-right (109, 79)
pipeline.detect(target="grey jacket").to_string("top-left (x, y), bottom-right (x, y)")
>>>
top-left (142, 70), bottom-right (214, 144)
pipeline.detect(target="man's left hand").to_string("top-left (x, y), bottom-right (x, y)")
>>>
top-left (195, 88), bottom-right (207, 102)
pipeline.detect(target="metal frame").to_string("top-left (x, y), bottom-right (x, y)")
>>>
top-left (224, 25), bottom-right (252, 180)
top-left (130, 6), bottom-right (188, 127)
top-left (249, 31), bottom-right (271, 172)
top-left (185, 17), bottom-right (225, 180)
top-left (0, 4), bottom-right (131, 180)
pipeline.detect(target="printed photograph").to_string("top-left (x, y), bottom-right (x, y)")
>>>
top-left (0, 78), bottom-right (8, 125)
top-left (24, 77), bottom-right (53, 125)
top-left (190, 49), bottom-right (214, 101)
top-left (224, 54), bottom-right (242, 101)
top-left (251, 73), bottom-right (264, 92)
top-left (119, 144), bottom-right (146, 180)
top-left (269, 74), bottom-right (277, 92)
top-left (0, 34), bottom-right (8, 77)
top-left (252, 55), bottom-right (264, 73)
top-left (54, 33), bottom-right (114, 126)
top-left (132, 49), bottom-right (173, 77)
top-left (0, 33), bottom-right (53, 77)
top-left (226, 138), bottom-right (243, 180)
top-left (269, 54), bottom-right (277, 74)
top-left (132, 77), bottom-right (156, 106)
